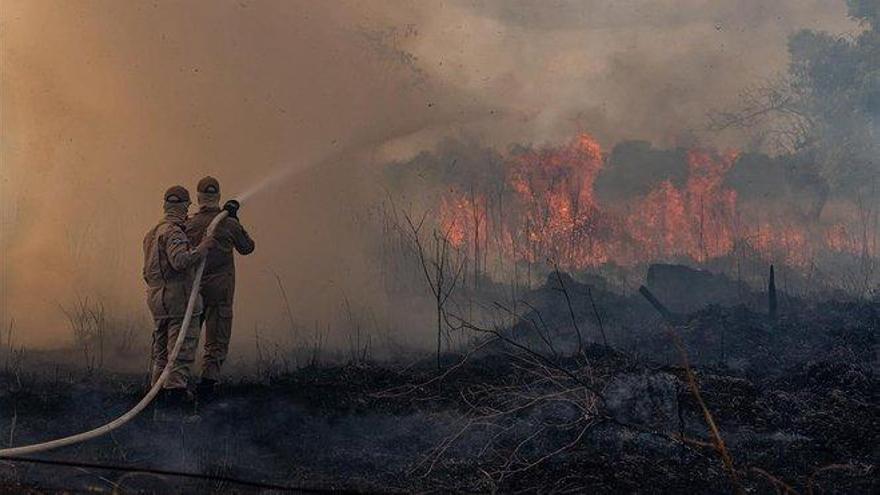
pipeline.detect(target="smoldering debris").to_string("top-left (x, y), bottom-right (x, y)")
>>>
top-left (2, 266), bottom-right (877, 493)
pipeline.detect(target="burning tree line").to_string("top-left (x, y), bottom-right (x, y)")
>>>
top-left (384, 133), bottom-right (878, 292)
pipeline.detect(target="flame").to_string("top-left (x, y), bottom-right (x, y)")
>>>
top-left (622, 149), bottom-right (738, 263)
top-left (506, 134), bottom-right (608, 267)
top-left (748, 222), bottom-right (811, 267)
top-left (437, 132), bottom-right (873, 272)
top-left (440, 189), bottom-right (488, 250)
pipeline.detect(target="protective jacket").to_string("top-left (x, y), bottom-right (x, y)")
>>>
top-left (185, 206), bottom-right (255, 303)
top-left (143, 214), bottom-right (204, 319)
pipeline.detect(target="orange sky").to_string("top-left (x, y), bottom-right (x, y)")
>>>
top-left (0, 0), bottom-right (855, 347)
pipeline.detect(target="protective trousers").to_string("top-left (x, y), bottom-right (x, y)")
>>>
top-left (201, 304), bottom-right (232, 381)
top-left (150, 317), bottom-right (201, 389)
top-left (199, 272), bottom-right (235, 381)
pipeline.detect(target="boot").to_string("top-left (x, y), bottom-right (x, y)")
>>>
top-left (163, 388), bottom-right (189, 409)
top-left (155, 388), bottom-right (199, 422)
top-left (197, 378), bottom-right (217, 404)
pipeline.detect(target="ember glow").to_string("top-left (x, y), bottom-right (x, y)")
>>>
top-left (438, 133), bottom-right (872, 272)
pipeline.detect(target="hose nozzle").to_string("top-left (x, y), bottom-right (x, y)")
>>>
top-left (223, 199), bottom-right (240, 220)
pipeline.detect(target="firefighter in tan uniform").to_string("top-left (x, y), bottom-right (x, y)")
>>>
top-left (143, 186), bottom-right (215, 404)
top-left (186, 176), bottom-right (255, 397)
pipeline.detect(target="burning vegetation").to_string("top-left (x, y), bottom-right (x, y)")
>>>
top-left (424, 133), bottom-right (874, 278)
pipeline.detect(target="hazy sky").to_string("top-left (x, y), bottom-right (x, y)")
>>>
top-left (0, 0), bottom-right (856, 347)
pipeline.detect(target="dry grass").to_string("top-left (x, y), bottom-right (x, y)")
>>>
top-left (60, 297), bottom-right (107, 374)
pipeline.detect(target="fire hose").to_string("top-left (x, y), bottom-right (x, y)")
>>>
top-left (0, 210), bottom-right (229, 457)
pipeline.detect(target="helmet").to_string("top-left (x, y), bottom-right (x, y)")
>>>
top-left (197, 176), bottom-right (220, 194)
top-left (164, 185), bottom-right (191, 203)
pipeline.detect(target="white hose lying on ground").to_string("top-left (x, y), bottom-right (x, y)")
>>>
top-left (0, 211), bottom-right (229, 457)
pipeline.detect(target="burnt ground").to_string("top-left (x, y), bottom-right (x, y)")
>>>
top-left (0, 278), bottom-right (878, 493)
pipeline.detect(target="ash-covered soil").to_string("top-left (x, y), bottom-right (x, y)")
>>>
top-left (1, 278), bottom-right (878, 493)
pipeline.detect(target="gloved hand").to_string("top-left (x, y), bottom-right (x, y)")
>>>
top-left (196, 236), bottom-right (217, 257)
top-left (223, 200), bottom-right (240, 220)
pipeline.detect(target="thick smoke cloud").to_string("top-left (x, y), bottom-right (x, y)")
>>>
top-left (0, 1), bottom-right (856, 348)
top-left (403, 0), bottom-right (856, 148)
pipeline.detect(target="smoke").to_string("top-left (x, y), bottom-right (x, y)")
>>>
top-left (0, 0), bottom-right (857, 348)
top-left (0, 0), bottom-right (469, 346)
top-left (403, 0), bottom-right (857, 148)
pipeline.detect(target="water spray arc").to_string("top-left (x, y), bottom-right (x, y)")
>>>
top-left (0, 210), bottom-right (230, 457)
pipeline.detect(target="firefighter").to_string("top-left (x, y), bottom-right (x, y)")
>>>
top-left (143, 186), bottom-right (216, 405)
top-left (186, 176), bottom-right (255, 398)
